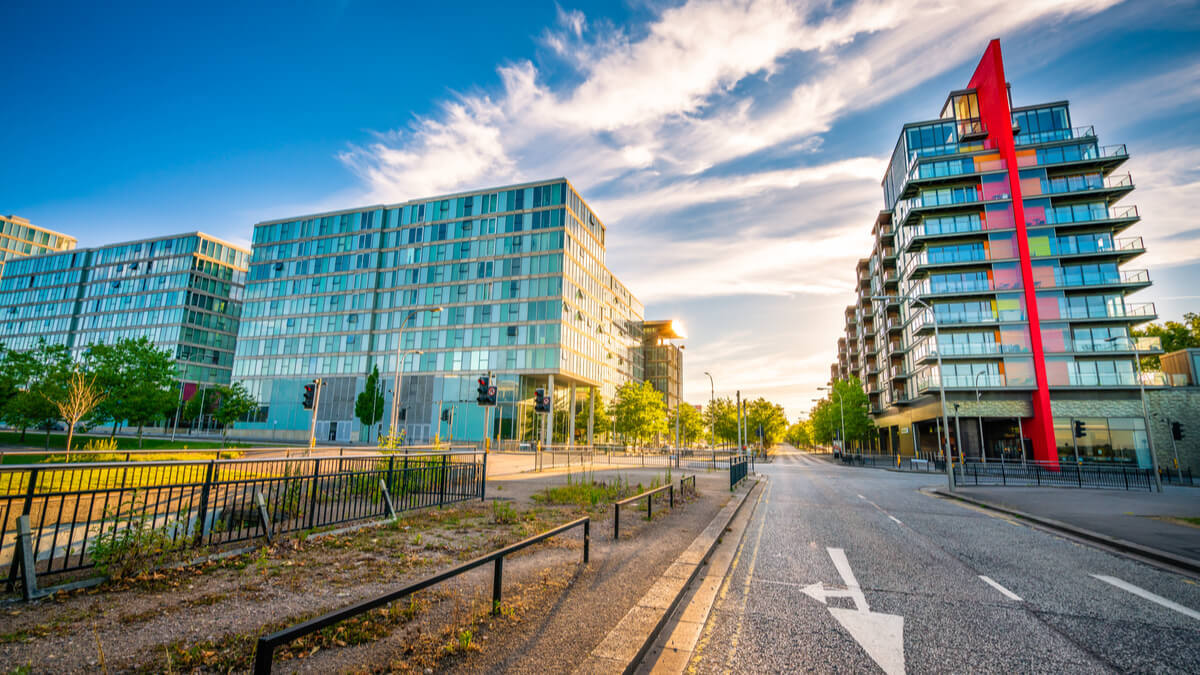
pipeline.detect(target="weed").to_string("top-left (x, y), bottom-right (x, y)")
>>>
top-left (89, 494), bottom-right (191, 579)
top-left (490, 500), bottom-right (519, 525)
top-left (457, 629), bottom-right (473, 651)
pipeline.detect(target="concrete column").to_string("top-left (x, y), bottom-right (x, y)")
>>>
top-left (544, 374), bottom-right (555, 446)
top-left (587, 386), bottom-right (595, 447)
top-left (567, 383), bottom-right (577, 448)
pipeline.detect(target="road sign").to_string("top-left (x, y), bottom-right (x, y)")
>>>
top-left (802, 547), bottom-right (905, 675)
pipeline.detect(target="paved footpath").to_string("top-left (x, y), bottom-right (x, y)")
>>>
top-left (688, 449), bottom-right (1200, 673)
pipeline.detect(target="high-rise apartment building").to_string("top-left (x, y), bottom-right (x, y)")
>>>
top-left (642, 319), bottom-right (685, 411)
top-left (0, 214), bottom-right (77, 266)
top-left (831, 40), bottom-right (1159, 468)
top-left (232, 178), bottom-right (645, 444)
top-left (0, 233), bottom-right (249, 387)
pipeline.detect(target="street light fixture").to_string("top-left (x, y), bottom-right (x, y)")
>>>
top-left (389, 307), bottom-right (443, 441)
top-left (871, 293), bottom-right (955, 491)
top-left (1105, 335), bottom-right (1161, 492)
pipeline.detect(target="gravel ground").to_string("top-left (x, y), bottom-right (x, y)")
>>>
top-left (0, 465), bottom-right (726, 673)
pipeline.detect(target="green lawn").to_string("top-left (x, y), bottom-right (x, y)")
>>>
top-left (0, 430), bottom-right (264, 456)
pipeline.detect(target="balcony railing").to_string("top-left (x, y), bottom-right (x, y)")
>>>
top-left (916, 372), bottom-right (1007, 391)
top-left (1013, 125), bottom-right (1095, 146)
top-left (910, 339), bottom-right (1029, 362)
top-left (909, 277), bottom-right (994, 297)
top-left (1038, 268), bottom-right (1150, 290)
top-left (1054, 302), bottom-right (1156, 320)
top-left (1040, 172), bottom-right (1133, 196)
top-left (1059, 335), bottom-right (1162, 354)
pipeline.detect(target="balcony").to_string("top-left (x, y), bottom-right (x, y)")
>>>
top-left (1032, 143), bottom-right (1128, 170)
top-left (910, 309), bottom-right (1026, 333)
top-left (908, 277), bottom-right (995, 298)
top-left (1054, 302), bottom-right (1156, 322)
top-left (1053, 335), bottom-right (1162, 354)
top-left (1013, 125), bottom-right (1095, 147)
top-left (1039, 172), bottom-right (1134, 200)
top-left (911, 340), bottom-right (1030, 364)
top-left (1032, 235), bottom-right (1145, 261)
top-left (1035, 268), bottom-right (1150, 291)
top-left (915, 371), bottom-right (1009, 393)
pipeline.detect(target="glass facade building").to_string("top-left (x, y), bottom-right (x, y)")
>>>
top-left (642, 319), bottom-right (685, 412)
top-left (832, 41), bottom-right (1160, 468)
top-left (0, 214), bottom-right (77, 268)
top-left (0, 233), bottom-right (248, 386)
top-left (233, 178), bottom-right (645, 444)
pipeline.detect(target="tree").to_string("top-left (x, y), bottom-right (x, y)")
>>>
top-left (355, 366), bottom-right (386, 444)
top-left (612, 380), bottom-right (668, 449)
top-left (1133, 312), bottom-right (1200, 369)
top-left (47, 370), bottom-right (105, 457)
top-left (83, 338), bottom-right (177, 444)
top-left (786, 420), bottom-right (812, 449)
top-left (704, 397), bottom-right (739, 447)
top-left (3, 341), bottom-right (72, 448)
top-left (570, 393), bottom-right (612, 443)
top-left (745, 398), bottom-right (788, 449)
top-left (182, 388), bottom-right (215, 429)
top-left (810, 378), bottom-right (876, 451)
top-left (210, 382), bottom-right (257, 446)
top-left (668, 403), bottom-right (707, 447)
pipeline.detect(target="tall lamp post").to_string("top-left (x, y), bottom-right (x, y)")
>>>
top-left (817, 385), bottom-right (846, 458)
top-left (389, 307), bottom-right (443, 441)
top-left (974, 370), bottom-right (988, 464)
top-left (1106, 335), bottom-right (1161, 492)
top-left (872, 293), bottom-right (955, 490)
top-left (704, 371), bottom-right (715, 449)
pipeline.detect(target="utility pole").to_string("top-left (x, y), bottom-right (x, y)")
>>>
top-left (171, 380), bottom-right (184, 441)
top-left (736, 390), bottom-right (742, 453)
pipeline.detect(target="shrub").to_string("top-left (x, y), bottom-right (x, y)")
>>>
top-left (90, 502), bottom-right (190, 579)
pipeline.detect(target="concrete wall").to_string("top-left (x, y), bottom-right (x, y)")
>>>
top-left (1145, 388), bottom-right (1200, 474)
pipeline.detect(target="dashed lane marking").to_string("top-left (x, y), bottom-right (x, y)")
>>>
top-left (979, 575), bottom-right (1023, 601)
top-left (887, 515), bottom-right (903, 525)
top-left (1092, 574), bottom-right (1200, 621)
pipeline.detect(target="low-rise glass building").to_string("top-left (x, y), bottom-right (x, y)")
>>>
top-left (0, 233), bottom-right (248, 386)
top-left (233, 178), bottom-right (645, 444)
top-left (0, 214), bottom-right (77, 268)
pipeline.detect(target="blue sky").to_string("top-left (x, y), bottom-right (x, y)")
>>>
top-left (3, 0), bottom-right (1199, 418)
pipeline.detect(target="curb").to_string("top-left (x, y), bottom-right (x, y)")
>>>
top-left (932, 488), bottom-right (1200, 578)
top-left (575, 477), bottom-right (762, 674)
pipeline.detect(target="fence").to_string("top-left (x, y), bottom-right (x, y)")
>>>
top-left (730, 455), bottom-right (749, 490)
top-left (521, 446), bottom-right (739, 472)
top-left (1, 451), bottom-right (485, 588)
top-left (252, 516), bottom-right (590, 674)
top-left (837, 453), bottom-right (1193, 490)
top-left (612, 483), bottom-right (675, 540)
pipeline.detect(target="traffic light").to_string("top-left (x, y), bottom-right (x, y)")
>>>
top-left (1172, 421), bottom-right (1184, 441)
top-left (398, 408), bottom-right (407, 422)
top-left (302, 382), bottom-right (316, 409)
top-left (441, 408), bottom-right (451, 422)
top-left (1073, 420), bottom-right (1086, 438)
top-left (477, 376), bottom-right (491, 405)
top-left (534, 388), bottom-right (550, 413)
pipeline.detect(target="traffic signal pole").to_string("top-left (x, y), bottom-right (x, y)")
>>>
top-left (308, 378), bottom-right (324, 449)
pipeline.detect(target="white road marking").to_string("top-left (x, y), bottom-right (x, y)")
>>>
top-left (979, 575), bottom-right (1023, 601)
top-left (857, 494), bottom-right (866, 500)
top-left (802, 547), bottom-right (906, 675)
top-left (888, 515), bottom-right (903, 525)
top-left (1092, 574), bottom-right (1200, 621)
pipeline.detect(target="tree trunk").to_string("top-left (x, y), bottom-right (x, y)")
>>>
top-left (19, 426), bottom-right (26, 442)
top-left (44, 426), bottom-right (51, 451)
top-left (110, 423), bottom-right (117, 440)
top-left (138, 425), bottom-right (144, 449)
top-left (66, 426), bottom-right (74, 460)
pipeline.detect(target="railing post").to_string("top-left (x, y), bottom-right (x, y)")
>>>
top-left (195, 460), bottom-right (216, 544)
top-left (583, 518), bottom-right (590, 564)
top-left (7, 468), bottom-right (39, 591)
top-left (1122, 466), bottom-right (1128, 490)
top-left (480, 452), bottom-right (488, 502)
top-left (614, 503), bottom-right (620, 540)
top-left (647, 492), bottom-right (652, 521)
top-left (252, 639), bottom-right (274, 675)
top-left (385, 456), bottom-right (395, 496)
top-left (306, 459), bottom-right (321, 530)
top-left (439, 454), bottom-right (448, 508)
top-left (669, 484), bottom-right (674, 509)
top-left (492, 556), bottom-right (503, 615)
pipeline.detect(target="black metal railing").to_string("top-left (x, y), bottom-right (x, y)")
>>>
top-left (836, 453), bottom-right (1193, 490)
top-left (612, 483), bottom-right (676, 540)
top-left (252, 516), bottom-right (590, 674)
top-left (730, 455), bottom-right (749, 490)
top-left (2, 451), bottom-right (485, 586)
top-left (679, 475), bottom-right (696, 499)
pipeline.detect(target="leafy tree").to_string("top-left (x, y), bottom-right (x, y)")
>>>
top-left (704, 397), bottom-right (739, 447)
top-left (48, 370), bottom-right (105, 457)
top-left (745, 398), bottom-right (788, 449)
top-left (571, 393), bottom-right (612, 443)
top-left (809, 378), bottom-right (875, 451)
top-left (83, 338), bottom-right (177, 444)
top-left (4, 341), bottom-right (72, 448)
top-left (612, 380), bottom-right (668, 449)
top-left (1133, 312), bottom-right (1200, 369)
top-left (668, 402), bottom-right (707, 447)
top-left (785, 420), bottom-right (812, 449)
top-left (182, 387), bottom-right (216, 429)
top-left (210, 382), bottom-right (257, 446)
top-left (355, 366), bottom-right (386, 444)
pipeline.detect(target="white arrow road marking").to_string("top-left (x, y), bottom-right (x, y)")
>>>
top-left (803, 547), bottom-right (906, 675)
top-left (979, 575), bottom-right (1023, 601)
top-left (888, 515), bottom-right (903, 525)
top-left (1092, 574), bottom-right (1200, 621)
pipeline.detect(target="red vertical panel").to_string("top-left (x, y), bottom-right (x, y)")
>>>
top-left (967, 40), bottom-right (1057, 465)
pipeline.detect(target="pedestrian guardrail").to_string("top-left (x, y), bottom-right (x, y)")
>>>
top-left (251, 516), bottom-right (590, 674)
top-left (612, 483), bottom-right (678, 539)
top-left (2, 451), bottom-right (486, 589)
top-left (679, 475), bottom-right (696, 499)
top-left (837, 453), bottom-right (1193, 490)
top-left (730, 455), bottom-right (749, 490)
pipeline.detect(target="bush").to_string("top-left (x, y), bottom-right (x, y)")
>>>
top-left (491, 500), bottom-right (519, 524)
top-left (90, 501), bottom-right (190, 579)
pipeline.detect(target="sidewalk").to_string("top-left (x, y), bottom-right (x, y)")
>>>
top-left (949, 486), bottom-right (1200, 564)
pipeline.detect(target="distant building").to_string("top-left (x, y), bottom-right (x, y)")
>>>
top-left (0, 214), bottom-right (76, 268)
top-left (0, 233), bottom-right (249, 388)
top-left (642, 319), bottom-right (684, 411)
top-left (830, 40), bottom-right (1160, 469)
top-left (231, 178), bottom-right (646, 444)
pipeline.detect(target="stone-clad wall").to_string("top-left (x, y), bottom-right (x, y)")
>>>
top-left (1145, 388), bottom-right (1200, 474)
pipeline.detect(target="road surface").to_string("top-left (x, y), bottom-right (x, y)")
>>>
top-left (689, 448), bottom-right (1200, 673)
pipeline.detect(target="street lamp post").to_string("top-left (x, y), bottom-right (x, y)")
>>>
top-left (872, 294), bottom-right (955, 490)
top-left (389, 307), bottom-right (443, 442)
top-left (704, 371), bottom-right (715, 450)
top-left (1106, 335), bottom-right (1161, 492)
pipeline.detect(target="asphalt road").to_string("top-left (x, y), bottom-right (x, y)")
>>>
top-left (689, 448), bottom-right (1200, 674)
